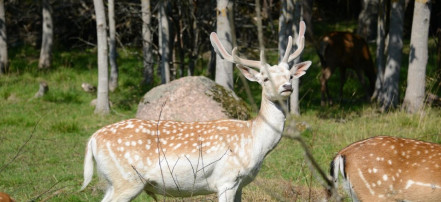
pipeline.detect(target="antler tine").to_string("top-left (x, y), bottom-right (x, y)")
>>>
top-left (281, 36), bottom-right (293, 64)
top-left (287, 21), bottom-right (306, 62)
top-left (259, 50), bottom-right (266, 66)
top-left (210, 32), bottom-right (262, 70)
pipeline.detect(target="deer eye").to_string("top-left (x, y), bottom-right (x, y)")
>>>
top-left (263, 78), bottom-right (269, 82)
top-left (290, 75), bottom-right (293, 80)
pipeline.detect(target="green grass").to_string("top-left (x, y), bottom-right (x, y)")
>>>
top-left (0, 32), bottom-right (440, 201)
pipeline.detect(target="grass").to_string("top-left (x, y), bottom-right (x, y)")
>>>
top-left (0, 32), bottom-right (440, 201)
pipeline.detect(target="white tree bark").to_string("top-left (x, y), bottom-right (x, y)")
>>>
top-left (108, 0), bottom-right (118, 92)
top-left (38, 0), bottom-right (53, 69)
top-left (141, 0), bottom-right (153, 85)
top-left (278, 0), bottom-right (294, 63)
top-left (159, 0), bottom-right (170, 84)
top-left (403, 0), bottom-right (431, 113)
top-left (372, 0), bottom-right (386, 101)
top-left (0, 0), bottom-right (7, 75)
top-left (279, 0), bottom-right (302, 115)
top-left (379, 0), bottom-right (405, 111)
top-left (290, 0), bottom-right (302, 115)
top-left (215, 0), bottom-right (234, 91)
top-left (255, 0), bottom-right (264, 52)
top-left (93, 0), bottom-right (110, 115)
top-left (357, 0), bottom-right (378, 41)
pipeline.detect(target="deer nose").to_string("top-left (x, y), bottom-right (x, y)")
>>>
top-left (283, 84), bottom-right (293, 91)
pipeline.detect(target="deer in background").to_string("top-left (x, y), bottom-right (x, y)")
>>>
top-left (329, 136), bottom-right (441, 201)
top-left (318, 31), bottom-right (376, 106)
top-left (80, 21), bottom-right (311, 202)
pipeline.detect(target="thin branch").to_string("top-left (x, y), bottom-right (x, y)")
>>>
top-left (30, 180), bottom-right (62, 201)
top-left (284, 121), bottom-right (342, 201)
top-left (0, 115), bottom-right (45, 173)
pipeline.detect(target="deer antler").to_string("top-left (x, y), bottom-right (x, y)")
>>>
top-left (210, 32), bottom-right (264, 70)
top-left (281, 21), bottom-right (306, 64)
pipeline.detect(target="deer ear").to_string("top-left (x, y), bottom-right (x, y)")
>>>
top-left (236, 64), bottom-right (259, 82)
top-left (290, 61), bottom-right (311, 79)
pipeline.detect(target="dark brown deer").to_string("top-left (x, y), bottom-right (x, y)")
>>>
top-left (318, 31), bottom-right (376, 106)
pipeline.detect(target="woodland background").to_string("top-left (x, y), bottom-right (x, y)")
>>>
top-left (0, 0), bottom-right (441, 201)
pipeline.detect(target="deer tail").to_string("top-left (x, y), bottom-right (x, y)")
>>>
top-left (329, 155), bottom-right (346, 194)
top-left (81, 137), bottom-right (95, 191)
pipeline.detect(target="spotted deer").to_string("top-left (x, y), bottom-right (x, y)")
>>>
top-left (81, 21), bottom-right (311, 202)
top-left (330, 136), bottom-right (441, 201)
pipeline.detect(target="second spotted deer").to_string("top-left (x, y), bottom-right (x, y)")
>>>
top-left (81, 21), bottom-right (311, 201)
top-left (330, 136), bottom-right (441, 201)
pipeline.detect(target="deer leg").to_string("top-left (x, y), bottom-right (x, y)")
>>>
top-left (321, 68), bottom-right (332, 106)
top-left (109, 182), bottom-right (145, 202)
top-left (144, 189), bottom-right (158, 201)
top-left (339, 67), bottom-right (347, 104)
top-left (234, 187), bottom-right (243, 202)
top-left (355, 69), bottom-right (369, 101)
top-left (101, 186), bottom-right (115, 202)
top-left (218, 184), bottom-right (241, 202)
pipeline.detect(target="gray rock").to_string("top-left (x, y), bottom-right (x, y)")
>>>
top-left (136, 76), bottom-right (249, 122)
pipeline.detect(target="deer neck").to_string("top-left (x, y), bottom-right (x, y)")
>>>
top-left (251, 95), bottom-right (286, 159)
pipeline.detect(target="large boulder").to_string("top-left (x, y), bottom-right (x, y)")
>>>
top-left (136, 76), bottom-right (250, 122)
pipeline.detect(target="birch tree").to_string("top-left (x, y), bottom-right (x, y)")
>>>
top-left (403, 0), bottom-right (431, 113)
top-left (108, 0), bottom-right (118, 92)
top-left (141, 0), bottom-right (153, 85)
top-left (255, 0), bottom-right (264, 52)
top-left (38, 0), bottom-right (53, 69)
top-left (159, 0), bottom-right (171, 84)
top-left (357, 0), bottom-right (379, 41)
top-left (215, 0), bottom-right (234, 91)
top-left (0, 0), bottom-right (7, 75)
top-left (371, 0), bottom-right (387, 101)
top-left (279, 0), bottom-right (302, 115)
top-left (93, 0), bottom-right (110, 115)
top-left (378, 0), bottom-right (405, 111)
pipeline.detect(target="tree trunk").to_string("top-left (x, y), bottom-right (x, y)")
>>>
top-left (372, 0), bottom-right (387, 100)
top-left (38, 0), bottom-right (53, 69)
top-left (159, 0), bottom-right (171, 84)
top-left (108, 0), bottom-right (118, 92)
top-left (403, 0), bottom-right (431, 113)
top-left (290, 0), bottom-right (302, 115)
top-left (437, 29), bottom-right (441, 89)
top-left (357, 0), bottom-right (379, 41)
top-left (227, 0), bottom-right (236, 48)
top-left (278, 0), bottom-right (294, 63)
top-left (188, 2), bottom-right (198, 76)
top-left (279, 0), bottom-right (302, 115)
top-left (0, 0), bottom-right (7, 75)
top-left (255, 0), bottom-right (264, 52)
top-left (378, 0), bottom-right (405, 111)
top-left (93, 0), bottom-right (110, 115)
top-left (302, 0), bottom-right (313, 40)
top-left (215, 0), bottom-right (234, 91)
top-left (141, 0), bottom-right (153, 86)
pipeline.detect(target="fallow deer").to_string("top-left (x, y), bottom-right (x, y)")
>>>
top-left (81, 21), bottom-right (311, 201)
top-left (318, 31), bottom-right (376, 106)
top-left (330, 136), bottom-right (441, 201)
